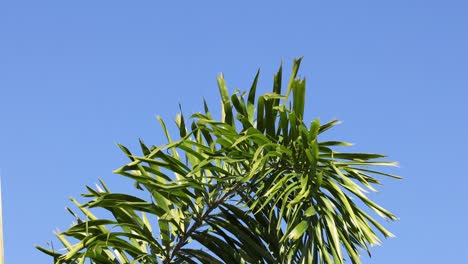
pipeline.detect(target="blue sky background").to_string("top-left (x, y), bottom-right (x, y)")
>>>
top-left (1, 1), bottom-right (467, 263)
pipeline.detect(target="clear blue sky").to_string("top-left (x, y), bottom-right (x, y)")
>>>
top-left (1, 1), bottom-right (467, 263)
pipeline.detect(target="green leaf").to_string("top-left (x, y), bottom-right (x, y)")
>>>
top-left (304, 206), bottom-right (316, 217)
top-left (283, 57), bottom-right (303, 104)
top-left (256, 95), bottom-right (265, 133)
top-left (319, 119), bottom-right (341, 134)
top-left (247, 69), bottom-right (260, 123)
top-left (293, 78), bottom-right (306, 120)
top-left (287, 220), bottom-right (308, 241)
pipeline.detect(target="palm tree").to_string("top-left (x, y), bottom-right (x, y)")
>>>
top-left (37, 58), bottom-right (400, 264)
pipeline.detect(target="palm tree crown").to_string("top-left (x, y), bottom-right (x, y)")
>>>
top-left (38, 58), bottom-right (400, 264)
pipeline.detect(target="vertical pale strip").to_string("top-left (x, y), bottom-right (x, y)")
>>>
top-left (0, 177), bottom-right (4, 264)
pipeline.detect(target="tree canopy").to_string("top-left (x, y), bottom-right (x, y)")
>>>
top-left (38, 58), bottom-right (400, 264)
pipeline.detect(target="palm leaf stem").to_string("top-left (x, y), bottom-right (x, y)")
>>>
top-left (166, 181), bottom-right (244, 263)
